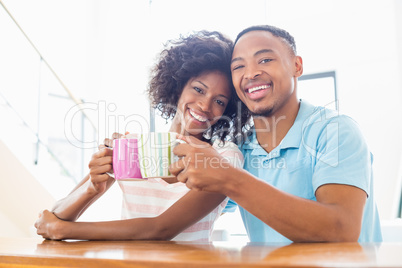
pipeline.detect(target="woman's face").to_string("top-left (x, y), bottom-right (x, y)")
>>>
top-left (175, 71), bottom-right (231, 139)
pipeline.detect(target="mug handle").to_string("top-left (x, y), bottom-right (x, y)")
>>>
top-left (103, 143), bottom-right (115, 179)
top-left (106, 146), bottom-right (115, 178)
top-left (101, 132), bottom-right (128, 179)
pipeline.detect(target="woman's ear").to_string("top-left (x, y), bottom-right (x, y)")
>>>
top-left (294, 56), bottom-right (303, 77)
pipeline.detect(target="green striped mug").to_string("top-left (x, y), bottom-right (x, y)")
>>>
top-left (137, 132), bottom-right (180, 178)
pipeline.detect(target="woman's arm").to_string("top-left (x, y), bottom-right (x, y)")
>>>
top-left (51, 133), bottom-right (123, 221)
top-left (36, 138), bottom-right (244, 241)
top-left (51, 147), bottom-right (115, 221)
top-left (36, 136), bottom-right (243, 241)
top-left (36, 189), bottom-right (226, 240)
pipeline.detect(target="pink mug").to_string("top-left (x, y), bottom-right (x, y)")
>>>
top-left (109, 132), bottom-right (180, 180)
top-left (112, 138), bottom-right (144, 180)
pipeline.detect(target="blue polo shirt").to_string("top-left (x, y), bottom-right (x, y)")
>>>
top-left (225, 100), bottom-right (382, 243)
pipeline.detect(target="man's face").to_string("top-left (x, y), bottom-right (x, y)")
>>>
top-left (230, 30), bottom-right (302, 117)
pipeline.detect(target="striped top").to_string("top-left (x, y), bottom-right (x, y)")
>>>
top-left (117, 140), bottom-right (244, 242)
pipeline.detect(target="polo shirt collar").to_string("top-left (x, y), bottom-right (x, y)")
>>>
top-left (242, 100), bottom-right (317, 155)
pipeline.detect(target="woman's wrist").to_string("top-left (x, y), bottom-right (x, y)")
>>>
top-left (51, 216), bottom-right (68, 240)
top-left (84, 178), bottom-right (102, 196)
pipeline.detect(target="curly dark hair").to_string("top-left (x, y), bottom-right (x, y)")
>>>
top-left (148, 30), bottom-right (247, 143)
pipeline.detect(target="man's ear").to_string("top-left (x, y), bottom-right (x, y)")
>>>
top-left (294, 56), bottom-right (303, 77)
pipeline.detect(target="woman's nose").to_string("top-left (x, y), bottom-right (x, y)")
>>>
top-left (198, 98), bottom-right (212, 112)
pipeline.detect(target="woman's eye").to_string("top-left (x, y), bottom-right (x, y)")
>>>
top-left (194, 87), bottom-right (203, 93)
top-left (216, 100), bottom-right (225, 106)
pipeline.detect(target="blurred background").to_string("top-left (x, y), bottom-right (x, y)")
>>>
top-left (1, 0), bottom-right (401, 241)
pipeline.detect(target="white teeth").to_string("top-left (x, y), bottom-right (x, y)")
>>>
top-left (248, 85), bottom-right (270, 93)
top-left (189, 109), bottom-right (207, 122)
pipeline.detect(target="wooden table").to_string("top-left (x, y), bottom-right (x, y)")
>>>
top-left (1, 237), bottom-right (402, 267)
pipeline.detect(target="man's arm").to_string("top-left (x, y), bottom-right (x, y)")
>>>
top-left (170, 136), bottom-right (367, 242)
top-left (224, 166), bottom-right (366, 242)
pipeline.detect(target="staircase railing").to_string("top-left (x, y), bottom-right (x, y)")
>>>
top-left (0, 91), bottom-right (75, 180)
top-left (0, 0), bottom-right (97, 184)
top-left (0, 0), bottom-right (97, 131)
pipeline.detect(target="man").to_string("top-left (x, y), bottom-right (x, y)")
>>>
top-left (169, 25), bottom-right (382, 243)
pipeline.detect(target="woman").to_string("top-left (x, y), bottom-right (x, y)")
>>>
top-left (35, 30), bottom-right (245, 241)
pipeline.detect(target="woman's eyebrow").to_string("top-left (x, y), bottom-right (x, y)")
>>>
top-left (218, 94), bottom-right (229, 100)
top-left (195, 80), bottom-right (208, 88)
top-left (195, 80), bottom-right (229, 99)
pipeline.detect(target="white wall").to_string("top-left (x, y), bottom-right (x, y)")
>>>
top-left (264, 0), bottom-right (402, 219)
top-left (1, 0), bottom-right (401, 221)
top-left (0, 140), bottom-right (55, 238)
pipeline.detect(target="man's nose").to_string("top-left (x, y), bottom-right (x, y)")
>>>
top-left (244, 65), bottom-right (261, 80)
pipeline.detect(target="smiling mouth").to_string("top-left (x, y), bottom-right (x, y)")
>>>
top-left (189, 109), bottom-right (207, 122)
top-left (247, 84), bottom-right (271, 93)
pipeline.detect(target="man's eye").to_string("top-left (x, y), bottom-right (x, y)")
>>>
top-left (260, 58), bottom-right (272, 64)
top-left (232, 65), bottom-right (244, 71)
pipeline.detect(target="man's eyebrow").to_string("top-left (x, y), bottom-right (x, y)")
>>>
top-left (255, 49), bottom-right (274, 56)
top-left (231, 49), bottom-right (275, 64)
top-left (231, 57), bottom-right (243, 64)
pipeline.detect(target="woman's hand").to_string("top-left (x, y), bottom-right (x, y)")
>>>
top-left (103, 132), bottom-right (125, 148)
top-left (35, 210), bottom-right (65, 240)
top-left (87, 132), bottom-right (125, 194)
top-left (87, 147), bottom-right (114, 195)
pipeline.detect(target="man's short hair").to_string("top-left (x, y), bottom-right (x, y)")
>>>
top-left (234, 25), bottom-right (297, 55)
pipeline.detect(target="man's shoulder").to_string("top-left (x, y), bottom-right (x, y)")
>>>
top-left (301, 104), bottom-right (367, 153)
top-left (301, 104), bottom-right (360, 133)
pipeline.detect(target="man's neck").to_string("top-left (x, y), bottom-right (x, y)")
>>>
top-left (253, 99), bottom-right (300, 153)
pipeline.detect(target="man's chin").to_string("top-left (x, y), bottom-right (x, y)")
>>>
top-left (250, 108), bottom-right (274, 117)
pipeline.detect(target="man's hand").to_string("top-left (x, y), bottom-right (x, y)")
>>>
top-left (169, 136), bottom-right (233, 194)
